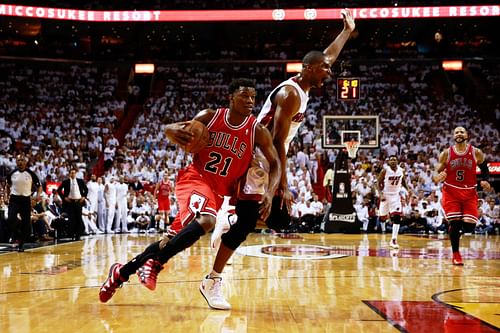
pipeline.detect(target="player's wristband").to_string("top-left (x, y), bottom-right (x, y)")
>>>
top-left (479, 161), bottom-right (490, 181)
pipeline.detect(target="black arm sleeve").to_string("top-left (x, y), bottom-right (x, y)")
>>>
top-left (27, 169), bottom-right (41, 194)
top-left (479, 161), bottom-right (489, 181)
top-left (6, 169), bottom-right (15, 186)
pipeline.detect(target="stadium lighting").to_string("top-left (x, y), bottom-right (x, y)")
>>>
top-left (286, 62), bottom-right (302, 73)
top-left (135, 64), bottom-right (155, 74)
top-left (442, 60), bottom-right (463, 71)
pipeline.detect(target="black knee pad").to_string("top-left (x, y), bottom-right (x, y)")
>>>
top-left (391, 214), bottom-right (401, 224)
top-left (221, 200), bottom-right (259, 250)
top-left (265, 196), bottom-right (291, 231)
top-left (449, 219), bottom-right (463, 234)
top-left (462, 222), bottom-right (475, 234)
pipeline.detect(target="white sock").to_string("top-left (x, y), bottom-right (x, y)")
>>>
top-left (363, 220), bottom-right (369, 231)
top-left (392, 224), bottom-right (400, 240)
top-left (392, 254), bottom-right (399, 271)
top-left (209, 270), bottom-right (221, 279)
top-left (380, 222), bottom-right (386, 232)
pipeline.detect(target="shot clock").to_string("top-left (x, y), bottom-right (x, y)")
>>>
top-left (336, 78), bottom-right (360, 101)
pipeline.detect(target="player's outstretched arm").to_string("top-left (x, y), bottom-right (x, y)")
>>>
top-left (323, 8), bottom-right (356, 65)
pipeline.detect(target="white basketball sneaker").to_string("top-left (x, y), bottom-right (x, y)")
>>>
top-left (211, 209), bottom-right (236, 249)
top-left (390, 238), bottom-right (400, 249)
top-left (200, 276), bottom-right (231, 310)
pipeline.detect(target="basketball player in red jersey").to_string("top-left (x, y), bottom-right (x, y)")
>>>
top-left (432, 127), bottom-right (491, 265)
top-left (99, 78), bottom-right (281, 304)
top-left (154, 173), bottom-right (172, 228)
top-left (200, 9), bottom-right (356, 310)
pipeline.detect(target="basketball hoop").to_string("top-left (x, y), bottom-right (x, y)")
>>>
top-left (344, 140), bottom-right (359, 159)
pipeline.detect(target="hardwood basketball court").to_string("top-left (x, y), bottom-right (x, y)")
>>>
top-left (1, 233), bottom-right (498, 333)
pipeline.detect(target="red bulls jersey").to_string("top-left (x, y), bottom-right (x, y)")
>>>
top-left (192, 108), bottom-right (257, 196)
top-left (158, 181), bottom-right (171, 199)
top-left (444, 144), bottom-right (477, 189)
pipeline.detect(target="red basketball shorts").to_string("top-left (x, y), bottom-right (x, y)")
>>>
top-left (168, 167), bottom-right (223, 235)
top-left (441, 184), bottom-right (478, 223)
top-left (158, 197), bottom-right (170, 212)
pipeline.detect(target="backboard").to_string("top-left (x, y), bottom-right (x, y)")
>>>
top-left (322, 115), bottom-right (379, 149)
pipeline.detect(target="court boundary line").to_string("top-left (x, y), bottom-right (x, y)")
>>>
top-left (431, 288), bottom-right (500, 332)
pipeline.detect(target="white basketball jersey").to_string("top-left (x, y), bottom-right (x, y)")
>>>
top-left (257, 76), bottom-right (309, 153)
top-left (383, 165), bottom-right (404, 195)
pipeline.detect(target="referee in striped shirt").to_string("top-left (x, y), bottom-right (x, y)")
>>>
top-left (6, 154), bottom-right (42, 251)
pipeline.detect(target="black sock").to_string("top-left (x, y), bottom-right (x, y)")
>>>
top-left (157, 221), bottom-right (205, 264)
top-left (449, 220), bottom-right (463, 253)
top-left (120, 241), bottom-right (161, 279)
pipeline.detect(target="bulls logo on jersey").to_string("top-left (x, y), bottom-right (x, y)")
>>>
top-left (189, 192), bottom-right (206, 213)
top-left (449, 157), bottom-right (473, 171)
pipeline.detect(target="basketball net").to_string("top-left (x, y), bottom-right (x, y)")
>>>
top-left (344, 140), bottom-right (359, 159)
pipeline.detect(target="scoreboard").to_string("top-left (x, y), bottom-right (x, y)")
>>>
top-left (337, 78), bottom-right (360, 101)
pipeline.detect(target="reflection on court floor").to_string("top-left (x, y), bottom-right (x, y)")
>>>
top-left (0, 233), bottom-right (498, 333)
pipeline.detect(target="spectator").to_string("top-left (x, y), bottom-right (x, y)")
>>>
top-left (355, 198), bottom-right (370, 232)
top-left (57, 167), bottom-right (88, 241)
top-left (31, 198), bottom-right (54, 242)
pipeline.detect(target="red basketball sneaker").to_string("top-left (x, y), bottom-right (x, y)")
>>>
top-left (137, 259), bottom-right (164, 291)
top-left (99, 263), bottom-right (127, 303)
top-left (452, 252), bottom-right (464, 266)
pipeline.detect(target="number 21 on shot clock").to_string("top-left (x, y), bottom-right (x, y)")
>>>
top-left (337, 78), bottom-right (360, 101)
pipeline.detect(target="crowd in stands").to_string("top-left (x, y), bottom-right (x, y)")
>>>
top-left (0, 61), bottom-right (126, 180)
top-left (0, 60), bottom-right (498, 243)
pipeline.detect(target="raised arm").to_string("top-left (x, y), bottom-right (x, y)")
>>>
top-left (323, 9), bottom-right (356, 65)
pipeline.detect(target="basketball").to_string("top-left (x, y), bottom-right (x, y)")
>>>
top-left (182, 120), bottom-right (210, 154)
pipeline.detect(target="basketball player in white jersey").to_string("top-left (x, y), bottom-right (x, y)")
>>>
top-left (206, 10), bottom-right (355, 310)
top-left (257, 8), bottom-right (355, 223)
top-left (377, 155), bottom-right (409, 249)
top-left (212, 9), bottom-right (355, 237)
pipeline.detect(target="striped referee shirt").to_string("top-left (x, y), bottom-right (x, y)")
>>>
top-left (7, 168), bottom-right (40, 197)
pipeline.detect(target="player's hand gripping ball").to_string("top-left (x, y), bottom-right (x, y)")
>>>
top-left (181, 120), bottom-right (210, 154)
